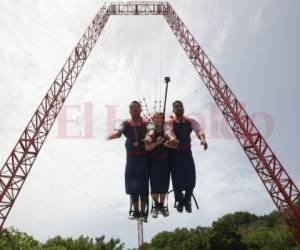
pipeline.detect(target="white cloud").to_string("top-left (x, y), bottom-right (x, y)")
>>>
top-left (212, 17), bottom-right (233, 56)
top-left (249, 0), bottom-right (270, 33)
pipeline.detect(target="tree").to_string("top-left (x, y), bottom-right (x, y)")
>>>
top-left (146, 227), bottom-right (209, 250)
top-left (207, 219), bottom-right (247, 250)
top-left (0, 227), bottom-right (40, 250)
top-left (43, 235), bottom-right (124, 250)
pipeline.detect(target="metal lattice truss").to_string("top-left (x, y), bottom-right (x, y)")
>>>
top-left (0, 1), bottom-right (299, 246)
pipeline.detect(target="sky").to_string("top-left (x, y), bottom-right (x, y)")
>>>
top-left (0, 0), bottom-right (299, 248)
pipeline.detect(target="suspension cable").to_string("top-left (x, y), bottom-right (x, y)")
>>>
top-left (115, 37), bottom-right (152, 120)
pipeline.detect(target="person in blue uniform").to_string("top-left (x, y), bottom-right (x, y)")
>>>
top-left (107, 101), bottom-right (154, 221)
top-left (165, 100), bottom-right (208, 213)
top-left (145, 112), bottom-right (178, 218)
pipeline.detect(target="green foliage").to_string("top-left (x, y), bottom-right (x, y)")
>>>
top-left (243, 219), bottom-right (298, 250)
top-left (42, 235), bottom-right (124, 250)
top-left (0, 211), bottom-right (298, 250)
top-left (0, 227), bottom-right (40, 250)
top-left (207, 218), bottom-right (247, 250)
top-left (0, 228), bottom-right (124, 250)
top-left (146, 227), bottom-right (208, 250)
top-left (145, 211), bottom-right (298, 250)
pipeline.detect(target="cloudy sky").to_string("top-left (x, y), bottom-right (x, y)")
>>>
top-left (0, 0), bottom-right (299, 248)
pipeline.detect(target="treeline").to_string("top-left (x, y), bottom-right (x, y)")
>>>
top-left (0, 229), bottom-right (124, 250)
top-left (143, 211), bottom-right (298, 250)
top-left (0, 211), bottom-right (298, 250)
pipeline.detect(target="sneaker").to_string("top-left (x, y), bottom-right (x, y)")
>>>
top-left (161, 207), bottom-right (169, 217)
top-left (176, 202), bottom-right (184, 213)
top-left (129, 211), bottom-right (140, 220)
top-left (156, 203), bottom-right (163, 212)
top-left (140, 212), bottom-right (148, 222)
top-left (152, 207), bottom-right (158, 218)
top-left (184, 201), bottom-right (192, 213)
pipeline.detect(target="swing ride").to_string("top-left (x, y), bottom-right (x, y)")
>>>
top-left (0, 2), bottom-right (299, 249)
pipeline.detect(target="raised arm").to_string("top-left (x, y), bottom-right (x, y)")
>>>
top-left (107, 120), bottom-right (126, 140)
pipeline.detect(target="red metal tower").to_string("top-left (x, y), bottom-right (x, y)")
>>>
top-left (138, 220), bottom-right (144, 250)
top-left (0, 1), bottom-right (299, 247)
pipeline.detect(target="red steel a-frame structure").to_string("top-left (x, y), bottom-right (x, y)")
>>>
top-left (0, 1), bottom-right (299, 247)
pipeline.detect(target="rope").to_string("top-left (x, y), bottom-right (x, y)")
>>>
top-left (114, 39), bottom-right (141, 102)
top-left (126, 50), bottom-right (151, 119)
top-left (114, 36), bottom-right (151, 120)
top-left (113, 30), bottom-right (167, 119)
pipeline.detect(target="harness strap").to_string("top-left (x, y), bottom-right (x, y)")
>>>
top-left (192, 193), bottom-right (199, 210)
top-left (129, 196), bottom-right (134, 215)
top-left (129, 195), bottom-right (150, 222)
top-left (128, 118), bottom-right (145, 127)
top-left (169, 189), bottom-right (199, 210)
top-left (150, 192), bottom-right (170, 212)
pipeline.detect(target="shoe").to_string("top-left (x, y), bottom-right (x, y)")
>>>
top-left (184, 201), bottom-right (192, 213)
top-left (140, 212), bottom-right (148, 222)
top-left (129, 211), bottom-right (140, 220)
top-left (156, 203), bottom-right (169, 217)
top-left (152, 207), bottom-right (158, 218)
top-left (156, 203), bottom-right (163, 213)
top-left (161, 207), bottom-right (169, 217)
top-left (176, 202), bottom-right (184, 213)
